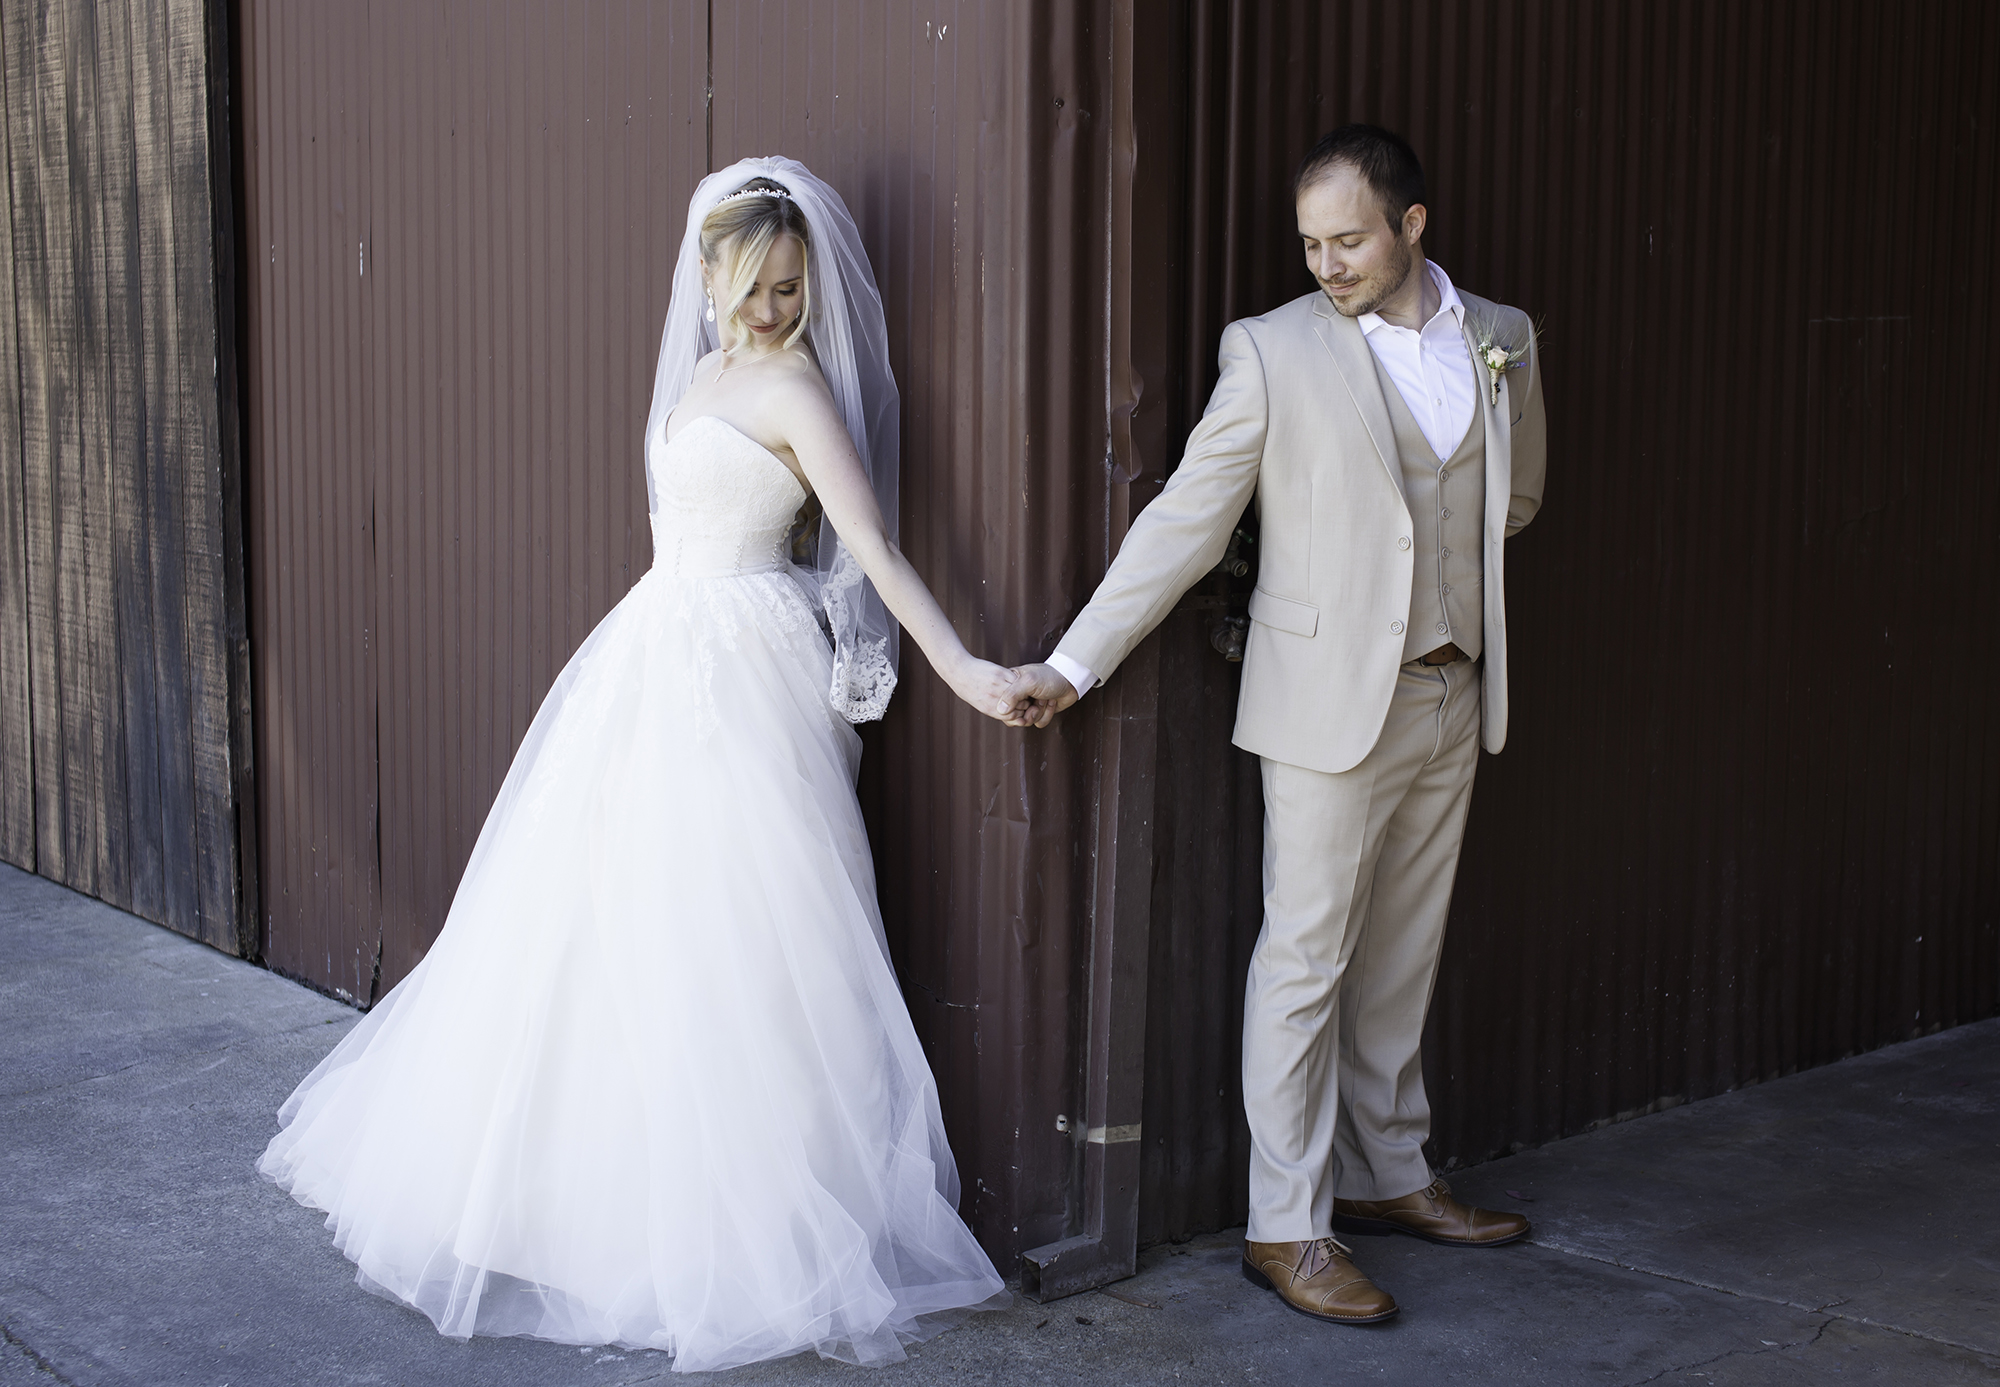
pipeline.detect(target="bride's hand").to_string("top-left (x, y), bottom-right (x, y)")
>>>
top-left (947, 656), bottom-right (1034, 724)
top-left (999, 662), bottom-right (1078, 729)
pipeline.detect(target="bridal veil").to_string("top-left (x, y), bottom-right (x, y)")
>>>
top-left (643, 156), bottom-right (902, 723)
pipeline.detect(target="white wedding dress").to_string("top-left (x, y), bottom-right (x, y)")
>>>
top-left (259, 414), bottom-right (1007, 1372)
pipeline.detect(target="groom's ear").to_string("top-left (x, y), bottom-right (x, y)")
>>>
top-left (1401, 202), bottom-right (1428, 245)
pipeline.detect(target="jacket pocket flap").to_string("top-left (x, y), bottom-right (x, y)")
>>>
top-left (1247, 587), bottom-right (1318, 638)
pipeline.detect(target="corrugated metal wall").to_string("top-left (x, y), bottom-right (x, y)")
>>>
top-left (704, 3), bottom-right (1114, 1260)
top-left (234, 0), bottom-right (2000, 1272)
top-left (238, 1), bottom-right (708, 999)
top-left (1134, 0), bottom-right (2000, 1244)
top-left (236, 0), bottom-right (1116, 1262)
top-left (1, 0), bottom-right (255, 954)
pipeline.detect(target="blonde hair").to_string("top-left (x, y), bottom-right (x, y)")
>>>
top-left (700, 178), bottom-right (812, 350)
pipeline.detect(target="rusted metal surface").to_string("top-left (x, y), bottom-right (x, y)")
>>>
top-left (238, 0), bottom-right (708, 1000)
top-left (236, 0), bottom-right (1109, 1269)
top-left (232, 0), bottom-right (2000, 1280)
top-left (1131, 0), bottom-right (2000, 1245)
top-left (1, 0), bottom-right (254, 953)
top-left (683, 1), bottom-right (1128, 1271)
top-left (237, 0), bottom-right (378, 999)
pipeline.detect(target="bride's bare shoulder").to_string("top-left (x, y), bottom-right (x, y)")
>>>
top-left (764, 344), bottom-right (838, 409)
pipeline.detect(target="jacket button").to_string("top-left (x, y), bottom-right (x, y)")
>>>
top-left (1390, 620), bottom-right (1405, 635)
top-left (1397, 536), bottom-right (1411, 550)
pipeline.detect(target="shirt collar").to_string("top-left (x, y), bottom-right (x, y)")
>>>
top-left (1358, 260), bottom-right (1464, 337)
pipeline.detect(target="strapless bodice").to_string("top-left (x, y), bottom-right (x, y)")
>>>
top-left (647, 416), bottom-right (808, 578)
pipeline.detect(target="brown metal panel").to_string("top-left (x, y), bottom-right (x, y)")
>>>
top-left (239, 0), bottom-right (380, 994)
top-left (232, 0), bottom-right (1996, 1271)
top-left (362, 1), bottom-right (708, 990)
top-left (242, 1), bottom-right (709, 997)
top-left (698, 1), bottom-right (1167, 1273)
top-left (708, 0), bottom-right (1098, 1265)
top-left (243, 0), bottom-right (1105, 1270)
top-left (1132, 0), bottom-right (2000, 1245)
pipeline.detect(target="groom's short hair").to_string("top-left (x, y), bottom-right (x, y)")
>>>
top-left (1294, 125), bottom-right (1427, 233)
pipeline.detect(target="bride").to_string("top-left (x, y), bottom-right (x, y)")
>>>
top-left (258, 157), bottom-right (1022, 1373)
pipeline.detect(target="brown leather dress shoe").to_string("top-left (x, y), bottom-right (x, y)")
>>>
top-left (1241, 1237), bottom-right (1398, 1324)
top-left (1332, 1176), bottom-right (1530, 1246)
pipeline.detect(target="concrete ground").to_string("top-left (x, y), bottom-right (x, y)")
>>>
top-left (1, 862), bottom-right (1994, 1387)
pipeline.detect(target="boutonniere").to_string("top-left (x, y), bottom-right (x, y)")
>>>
top-left (1469, 318), bottom-right (1531, 404)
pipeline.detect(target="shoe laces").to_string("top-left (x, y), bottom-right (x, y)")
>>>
top-left (1293, 1236), bottom-right (1355, 1282)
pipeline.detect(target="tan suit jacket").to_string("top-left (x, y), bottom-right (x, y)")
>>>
top-left (1055, 288), bottom-right (1546, 774)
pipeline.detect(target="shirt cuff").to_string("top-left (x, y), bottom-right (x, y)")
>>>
top-left (1045, 652), bottom-right (1096, 699)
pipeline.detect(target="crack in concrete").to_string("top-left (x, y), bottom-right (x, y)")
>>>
top-left (1532, 1235), bottom-right (1998, 1363)
top-left (0, 1322), bottom-right (79, 1386)
top-left (1616, 1315), bottom-right (1832, 1386)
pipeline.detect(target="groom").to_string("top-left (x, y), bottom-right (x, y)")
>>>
top-left (1008, 125), bottom-right (1547, 1323)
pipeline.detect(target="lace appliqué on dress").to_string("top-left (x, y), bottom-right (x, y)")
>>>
top-left (659, 570), bottom-right (829, 741)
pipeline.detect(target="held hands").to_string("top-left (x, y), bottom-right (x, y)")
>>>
top-left (945, 657), bottom-right (1078, 728)
top-left (997, 662), bottom-right (1078, 729)
top-left (945, 656), bottom-right (1037, 725)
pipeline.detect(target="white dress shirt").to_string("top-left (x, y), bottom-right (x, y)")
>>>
top-left (1046, 261), bottom-right (1477, 700)
top-left (1356, 260), bottom-right (1476, 460)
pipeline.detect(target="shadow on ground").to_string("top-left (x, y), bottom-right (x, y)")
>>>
top-left (1, 863), bottom-right (1994, 1386)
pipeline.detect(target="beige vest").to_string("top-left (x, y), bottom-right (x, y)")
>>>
top-left (1372, 355), bottom-right (1487, 663)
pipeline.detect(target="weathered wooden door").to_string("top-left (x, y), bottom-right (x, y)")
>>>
top-left (0, 0), bottom-right (256, 954)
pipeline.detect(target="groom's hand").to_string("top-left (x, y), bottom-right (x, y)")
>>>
top-left (1001, 663), bottom-right (1078, 729)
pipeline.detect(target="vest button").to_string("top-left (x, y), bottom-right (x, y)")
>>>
top-left (1436, 622), bottom-right (1449, 634)
top-left (1390, 620), bottom-right (1405, 635)
top-left (1397, 536), bottom-right (1411, 550)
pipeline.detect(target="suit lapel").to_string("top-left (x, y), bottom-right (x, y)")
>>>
top-left (1456, 304), bottom-right (1512, 542)
top-left (1310, 298), bottom-right (1405, 503)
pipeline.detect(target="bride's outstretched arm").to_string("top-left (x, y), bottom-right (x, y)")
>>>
top-left (779, 377), bottom-right (1030, 723)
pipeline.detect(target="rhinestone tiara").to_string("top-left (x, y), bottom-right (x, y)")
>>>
top-left (715, 184), bottom-right (790, 207)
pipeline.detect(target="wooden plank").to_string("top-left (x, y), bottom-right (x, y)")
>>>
top-left (98, 0), bottom-right (170, 926)
top-left (134, 0), bottom-right (203, 937)
top-left (0, 0), bottom-right (242, 948)
top-left (201, 0), bottom-right (258, 958)
top-left (10, 0), bottom-right (77, 890)
top-left (164, 0), bottom-right (238, 952)
top-left (65, 0), bottom-right (133, 911)
top-left (128, 0), bottom-right (202, 936)
top-left (0, 8), bottom-right (37, 870)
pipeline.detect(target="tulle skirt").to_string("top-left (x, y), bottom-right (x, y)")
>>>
top-left (258, 565), bottom-right (1007, 1372)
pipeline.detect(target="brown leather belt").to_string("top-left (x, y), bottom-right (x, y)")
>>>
top-left (1411, 642), bottom-right (1465, 667)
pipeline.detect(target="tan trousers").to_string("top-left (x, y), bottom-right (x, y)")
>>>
top-left (1242, 658), bottom-right (1482, 1241)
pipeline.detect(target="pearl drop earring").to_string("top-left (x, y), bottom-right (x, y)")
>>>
top-left (705, 290), bottom-right (716, 324)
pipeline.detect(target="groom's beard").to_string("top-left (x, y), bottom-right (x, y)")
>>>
top-left (1323, 239), bottom-right (1415, 318)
